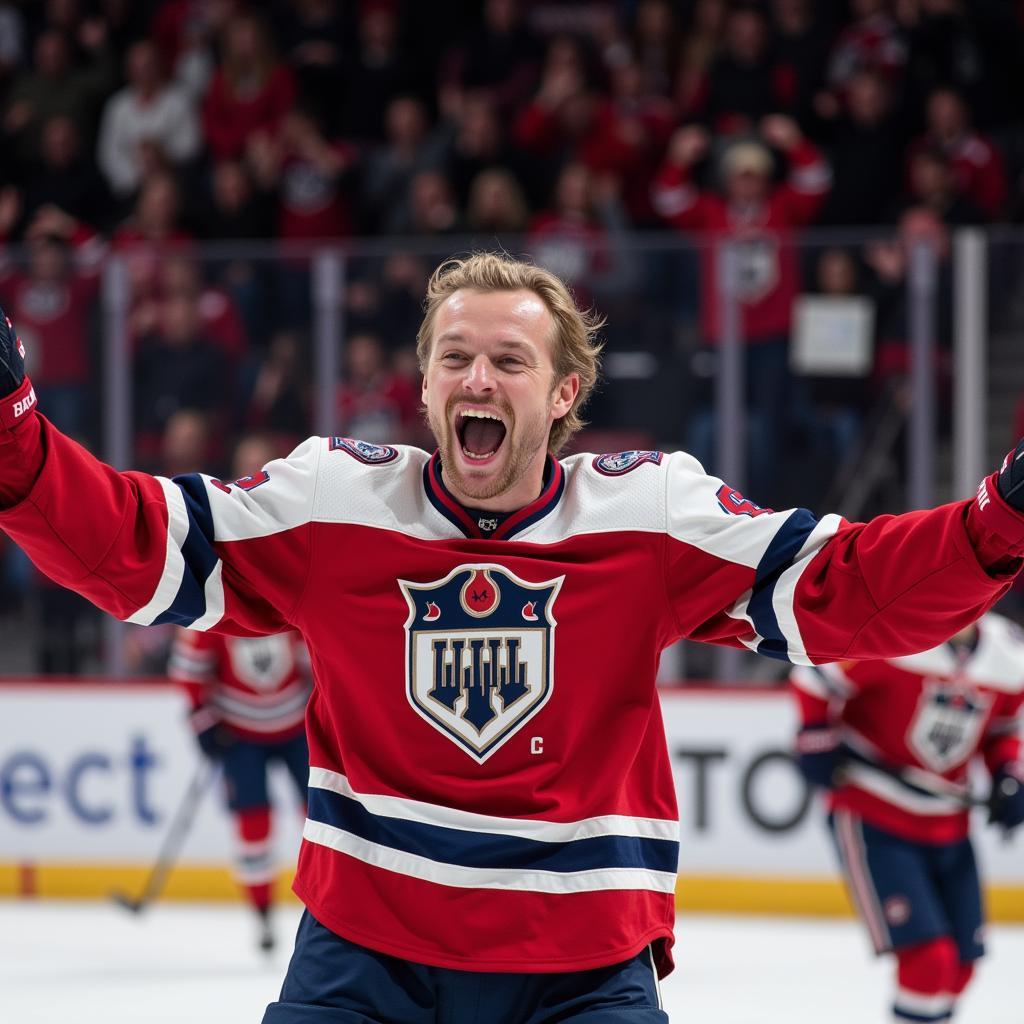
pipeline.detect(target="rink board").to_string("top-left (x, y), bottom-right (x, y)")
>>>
top-left (2, 681), bottom-right (1023, 918)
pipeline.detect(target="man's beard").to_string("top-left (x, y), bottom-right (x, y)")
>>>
top-left (428, 395), bottom-right (551, 504)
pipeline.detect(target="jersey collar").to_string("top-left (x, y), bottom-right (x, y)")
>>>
top-left (423, 450), bottom-right (565, 541)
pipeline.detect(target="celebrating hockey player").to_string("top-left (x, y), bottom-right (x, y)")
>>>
top-left (790, 613), bottom-right (1024, 1024)
top-left (2, 252), bottom-right (1024, 1022)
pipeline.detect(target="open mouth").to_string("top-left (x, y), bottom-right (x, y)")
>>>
top-left (456, 408), bottom-right (507, 462)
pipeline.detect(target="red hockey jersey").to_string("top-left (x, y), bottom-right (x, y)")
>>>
top-left (791, 613), bottom-right (1024, 844)
top-left (169, 628), bottom-right (311, 743)
top-left (1, 404), bottom-right (1024, 975)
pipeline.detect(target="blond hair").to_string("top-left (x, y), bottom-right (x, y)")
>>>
top-left (416, 252), bottom-right (604, 453)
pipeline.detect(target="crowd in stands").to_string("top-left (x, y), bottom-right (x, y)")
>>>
top-left (2, 0), bottom-right (1024, 673)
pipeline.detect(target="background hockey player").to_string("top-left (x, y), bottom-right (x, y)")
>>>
top-left (791, 613), bottom-right (1024, 1024)
top-left (2, 253), bottom-right (1024, 1022)
top-left (169, 438), bottom-right (311, 953)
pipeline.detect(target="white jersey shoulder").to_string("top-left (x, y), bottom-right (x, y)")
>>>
top-left (889, 613), bottom-right (1024, 693)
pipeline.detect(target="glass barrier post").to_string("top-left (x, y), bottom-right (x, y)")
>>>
top-left (907, 240), bottom-right (937, 510)
top-left (312, 249), bottom-right (345, 438)
top-left (953, 229), bottom-right (987, 499)
top-left (715, 240), bottom-right (744, 681)
top-left (101, 254), bottom-right (131, 678)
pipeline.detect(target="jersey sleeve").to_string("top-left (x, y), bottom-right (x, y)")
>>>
top-left (982, 692), bottom-right (1024, 775)
top-left (0, 416), bottom-right (318, 635)
top-left (663, 452), bottom-right (1024, 665)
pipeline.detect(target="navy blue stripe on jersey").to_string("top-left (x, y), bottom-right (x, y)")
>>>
top-left (495, 457), bottom-right (565, 540)
top-left (153, 475), bottom-right (220, 626)
top-left (306, 787), bottom-right (679, 876)
top-left (748, 508), bottom-right (819, 661)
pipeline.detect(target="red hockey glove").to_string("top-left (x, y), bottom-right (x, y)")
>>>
top-left (989, 762), bottom-right (1024, 832)
top-left (0, 307), bottom-right (36, 432)
top-left (997, 438), bottom-right (1024, 513)
top-left (794, 723), bottom-right (842, 789)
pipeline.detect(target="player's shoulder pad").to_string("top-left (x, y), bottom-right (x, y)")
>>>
top-left (972, 612), bottom-right (1024, 693)
top-left (314, 436), bottom-right (428, 528)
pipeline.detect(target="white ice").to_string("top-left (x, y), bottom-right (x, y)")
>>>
top-left (1, 903), bottom-right (1021, 1023)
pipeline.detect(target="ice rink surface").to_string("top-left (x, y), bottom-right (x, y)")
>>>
top-left (2, 902), bottom-right (1022, 1023)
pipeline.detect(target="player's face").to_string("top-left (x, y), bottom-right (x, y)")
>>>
top-left (422, 289), bottom-right (578, 510)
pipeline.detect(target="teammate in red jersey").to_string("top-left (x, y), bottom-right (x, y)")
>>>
top-left (2, 253), bottom-right (1024, 1022)
top-left (791, 613), bottom-right (1024, 1024)
top-left (170, 624), bottom-right (311, 951)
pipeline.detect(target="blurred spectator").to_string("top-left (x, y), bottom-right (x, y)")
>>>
top-left (338, 0), bottom-right (418, 143)
top-left (905, 87), bottom-right (1008, 222)
top-left (160, 407), bottom-right (215, 477)
top-left (238, 329), bottom-right (311, 442)
top-left (203, 157), bottom-right (274, 240)
top-left (0, 234), bottom-right (99, 440)
top-left (149, 0), bottom-right (229, 101)
top-left (687, 3), bottom-right (789, 135)
top-left (815, 68), bottom-right (906, 226)
top-left (904, 147), bottom-right (984, 225)
top-left (97, 38), bottom-right (201, 201)
top-left (202, 12), bottom-right (296, 162)
top-left (337, 331), bottom-right (420, 444)
top-left (465, 168), bottom-right (530, 236)
top-left (674, 0), bottom-right (728, 120)
top-left (20, 114), bottom-right (113, 232)
top-left (113, 169), bottom-right (193, 298)
top-left (274, 0), bottom-right (351, 135)
top-left (361, 95), bottom-right (449, 234)
top-left (0, 2), bottom-right (24, 97)
top-left (199, 158), bottom-right (274, 345)
top-left (799, 246), bottom-right (874, 467)
top-left (863, 205), bottom-right (954, 389)
top-left (129, 254), bottom-right (246, 364)
top-left (247, 107), bottom-right (357, 240)
top-left (2, 25), bottom-right (116, 169)
top-left (900, 0), bottom-right (1024, 131)
top-left (513, 34), bottom-right (654, 211)
top-left (652, 115), bottom-right (831, 498)
top-left (134, 288), bottom-right (229, 445)
top-left (439, 0), bottom-right (542, 121)
top-left (401, 170), bottom-right (463, 237)
top-left (823, 0), bottom-right (908, 105)
top-left (628, 0), bottom-right (683, 97)
top-left (444, 92), bottom-right (521, 208)
top-left (529, 163), bottom-right (634, 304)
top-left (769, 0), bottom-right (836, 129)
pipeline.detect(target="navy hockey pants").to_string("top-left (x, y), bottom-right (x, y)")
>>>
top-left (830, 809), bottom-right (984, 961)
top-left (263, 910), bottom-right (669, 1023)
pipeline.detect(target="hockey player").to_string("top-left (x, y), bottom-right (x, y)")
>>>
top-left (170, 619), bottom-right (311, 952)
top-left (2, 252), bottom-right (1024, 1022)
top-left (791, 613), bottom-right (1024, 1024)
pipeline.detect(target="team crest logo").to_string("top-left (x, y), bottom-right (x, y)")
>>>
top-left (398, 564), bottom-right (564, 762)
top-left (329, 436), bottom-right (398, 464)
top-left (593, 450), bottom-right (663, 476)
top-left (907, 681), bottom-right (991, 772)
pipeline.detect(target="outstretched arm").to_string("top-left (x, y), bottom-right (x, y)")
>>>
top-left (0, 310), bottom-right (315, 636)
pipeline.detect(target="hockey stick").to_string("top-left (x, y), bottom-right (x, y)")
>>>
top-left (111, 756), bottom-right (220, 913)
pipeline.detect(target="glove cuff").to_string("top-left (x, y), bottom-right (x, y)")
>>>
top-left (973, 472), bottom-right (1024, 549)
top-left (0, 376), bottom-right (36, 432)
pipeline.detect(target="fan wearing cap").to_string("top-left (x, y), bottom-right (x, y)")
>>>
top-left (651, 114), bottom-right (831, 500)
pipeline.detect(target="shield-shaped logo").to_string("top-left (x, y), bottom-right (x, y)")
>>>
top-left (907, 680), bottom-right (991, 772)
top-left (398, 564), bottom-right (564, 762)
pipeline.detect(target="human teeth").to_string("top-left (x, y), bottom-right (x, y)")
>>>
top-left (461, 410), bottom-right (502, 421)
